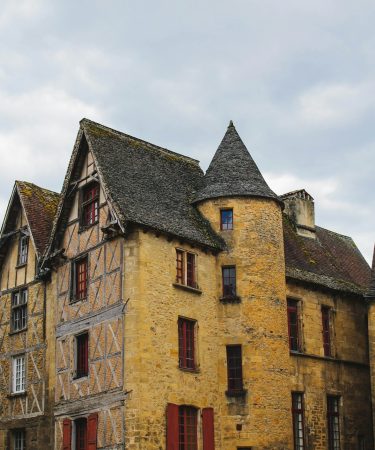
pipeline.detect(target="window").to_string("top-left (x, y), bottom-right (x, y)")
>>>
top-left (322, 306), bottom-right (332, 357)
top-left (75, 418), bottom-right (87, 450)
top-left (222, 266), bottom-right (236, 297)
top-left (75, 333), bottom-right (89, 378)
top-left (178, 406), bottom-right (198, 450)
top-left (287, 299), bottom-right (300, 352)
top-left (220, 209), bottom-right (233, 230)
top-left (81, 182), bottom-right (99, 227)
top-left (17, 233), bottom-right (28, 266)
top-left (226, 345), bottom-right (244, 395)
top-left (12, 355), bottom-right (25, 393)
top-left (327, 396), bottom-right (340, 450)
top-left (72, 256), bottom-right (88, 302)
top-left (292, 393), bottom-right (305, 450)
top-left (178, 318), bottom-right (196, 370)
top-left (11, 289), bottom-right (28, 332)
top-left (12, 429), bottom-right (26, 450)
top-left (175, 250), bottom-right (197, 289)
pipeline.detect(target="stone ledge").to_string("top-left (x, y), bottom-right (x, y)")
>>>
top-left (173, 283), bottom-right (202, 295)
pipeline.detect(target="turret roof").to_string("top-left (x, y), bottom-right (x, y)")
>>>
top-left (193, 121), bottom-right (282, 205)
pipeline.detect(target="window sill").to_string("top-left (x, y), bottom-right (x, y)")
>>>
top-left (15, 263), bottom-right (27, 269)
top-left (73, 374), bottom-right (89, 381)
top-left (69, 297), bottom-right (87, 305)
top-left (178, 366), bottom-right (200, 374)
top-left (78, 221), bottom-right (99, 234)
top-left (173, 283), bottom-right (202, 295)
top-left (8, 391), bottom-right (26, 398)
top-left (220, 295), bottom-right (241, 304)
top-left (9, 328), bottom-right (28, 336)
top-left (225, 389), bottom-right (247, 398)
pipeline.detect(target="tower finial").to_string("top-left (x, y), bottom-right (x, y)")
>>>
top-left (228, 120), bottom-right (234, 128)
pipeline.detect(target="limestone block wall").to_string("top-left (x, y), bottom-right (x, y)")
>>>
top-left (287, 281), bottom-right (373, 449)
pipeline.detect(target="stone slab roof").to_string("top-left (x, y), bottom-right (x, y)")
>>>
top-left (193, 121), bottom-right (282, 206)
top-left (366, 247), bottom-right (375, 299)
top-left (284, 215), bottom-right (371, 295)
top-left (81, 120), bottom-right (224, 250)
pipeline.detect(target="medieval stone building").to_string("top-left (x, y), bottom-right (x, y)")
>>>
top-left (0, 119), bottom-right (373, 450)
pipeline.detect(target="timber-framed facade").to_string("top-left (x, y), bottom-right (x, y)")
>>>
top-left (0, 118), bottom-right (374, 449)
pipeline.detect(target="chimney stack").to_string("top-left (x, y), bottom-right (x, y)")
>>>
top-left (281, 189), bottom-right (316, 239)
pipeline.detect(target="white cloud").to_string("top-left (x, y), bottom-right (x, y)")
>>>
top-left (0, 0), bottom-right (45, 28)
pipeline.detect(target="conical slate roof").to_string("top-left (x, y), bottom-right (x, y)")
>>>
top-left (366, 246), bottom-right (375, 299)
top-left (193, 121), bottom-right (282, 205)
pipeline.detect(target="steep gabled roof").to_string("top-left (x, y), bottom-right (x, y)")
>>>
top-left (47, 119), bottom-right (224, 256)
top-left (284, 215), bottom-right (371, 295)
top-left (366, 246), bottom-right (375, 299)
top-left (0, 181), bottom-right (60, 262)
top-left (193, 121), bottom-right (282, 205)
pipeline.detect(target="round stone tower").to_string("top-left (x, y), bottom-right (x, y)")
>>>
top-left (193, 122), bottom-right (293, 449)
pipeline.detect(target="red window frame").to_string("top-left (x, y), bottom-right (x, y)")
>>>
top-left (176, 250), bottom-right (197, 289)
top-left (226, 345), bottom-right (243, 394)
top-left (292, 392), bottom-right (305, 450)
top-left (76, 333), bottom-right (89, 378)
top-left (81, 183), bottom-right (99, 227)
top-left (75, 257), bottom-right (88, 301)
top-left (327, 396), bottom-right (340, 450)
top-left (220, 209), bottom-right (233, 230)
top-left (322, 306), bottom-right (331, 357)
top-left (75, 418), bottom-right (87, 450)
top-left (222, 266), bottom-right (236, 297)
top-left (178, 406), bottom-right (198, 450)
top-left (178, 318), bottom-right (196, 370)
top-left (287, 299), bottom-right (300, 352)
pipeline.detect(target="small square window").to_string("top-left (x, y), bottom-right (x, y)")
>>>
top-left (17, 233), bottom-right (29, 266)
top-left (12, 429), bottom-right (26, 450)
top-left (75, 333), bottom-right (89, 378)
top-left (220, 209), bottom-right (233, 230)
top-left (11, 289), bottom-right (28, 332)
top-left (12, 355), bottom-right (26, 393)
top-left (71, 256), bottom-right (88, 302)
top-left (80, 182), bottom-right (99, 228)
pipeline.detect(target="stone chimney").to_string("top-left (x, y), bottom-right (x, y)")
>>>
top-left (281, 189), bottom-right (316, 239)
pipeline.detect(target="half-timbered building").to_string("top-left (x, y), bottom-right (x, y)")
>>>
top-left (0, 181), bottom-right (59, 450)
top-left (0, 118), bottom-right (374, 449)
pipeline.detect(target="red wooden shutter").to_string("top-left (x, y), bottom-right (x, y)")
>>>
top-left (202, 408), bottom-right (215, 450)
top-left (63, 419), bottom-right (72, 450)
top-left (167, 403), bottom-right (179, 450)
top-left (88, 413), bottom-right (98, 450)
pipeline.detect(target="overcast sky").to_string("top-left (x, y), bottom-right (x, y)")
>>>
top-left (0, 0), bottom-right (374, 262)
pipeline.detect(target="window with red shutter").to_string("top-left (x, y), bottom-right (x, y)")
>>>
top-left (75, 418), bottom-right (87, 450)
top-left (167, 403), bottom-right (179, 450)
top-left (73, 256), bottom-right (88, 301)
top-left (322, 306), bottom-right (332, 357)
top-left (87, 413), bottom-right (98, 450)
top-left (178, 318), bottom-right (196, 370)
top-left (75, 332), bottom-right (89, 378)
top-left (81, 182), bottom-right (99, 227)
top-left (202, 408), bottom-right (215, 450)
top-left (63, 419), bottom-right (72, 450)
top-left (287, 299), bottom-right (300, 352)
top-left (178, 406), bottom-right (198, 450)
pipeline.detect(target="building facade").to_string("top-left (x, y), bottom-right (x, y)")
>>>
top-left (0, 119), bottom-right (373, 449)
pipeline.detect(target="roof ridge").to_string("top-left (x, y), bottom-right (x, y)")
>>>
top-left (80, 118), bottom-right (200, 166)
top-left (315, 225), bottom-right (354, 242)
top-left (16, 180), bottom-right (59, 196)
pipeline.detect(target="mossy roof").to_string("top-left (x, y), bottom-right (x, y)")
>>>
top-left (283, 216), bottom-right (371, 295)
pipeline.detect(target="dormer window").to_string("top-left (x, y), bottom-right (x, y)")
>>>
top-left (81, 182), bottom-right (99, 227)
top-left (220, 209), bottom-right (233, 230)
top-left (17, 232), bottom-right (29, 266)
